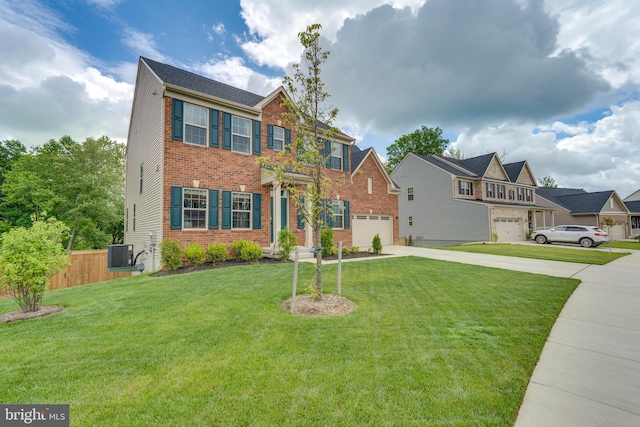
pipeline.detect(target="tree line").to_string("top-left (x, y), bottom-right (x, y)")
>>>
top-left (0, 136), bottom-right (125, 250)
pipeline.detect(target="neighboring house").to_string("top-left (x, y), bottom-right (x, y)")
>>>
top-left (125, 57), bottom-right (399, 270)
top-left (623, 189), bottom-right (640, 238)
top-left (391, 152), bottom-right (553, 244)
top-left (536, 187), bottom-right (631, 240)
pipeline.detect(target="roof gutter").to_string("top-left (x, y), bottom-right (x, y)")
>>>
top-left (163, 83), bottom-right (261, 116)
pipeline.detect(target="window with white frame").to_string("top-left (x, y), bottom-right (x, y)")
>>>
top-left (408, 216), bottom-right (413, 226)
top-left (486, 183), bottom-right (495, 198)
top-left (408, 187), bottom-right (414, 201)
top-left (232, 192), bottom-right (251, 229)
top-left (525, 188), bottom-right (532, 202)
top-left (498, 185), bottom-right (505, 199)
top-left (273, 126), bottom-right (284, 151)
top-left (517, 188), bottom-right (524, 201)
top-left (459, 180), bottom-right (473, 196)
top-left (331, 200), bottom-right (344, 228)
top-left (184, 103), bottom-right (208, 146)
top-left (183, 188), bottom-right (207, 229)
top-left (329, 142), bottom-right (342, 170)
top-left (508, 189), bottom-right (515, 200)
top-left (232, 116), bottom-right (251, 154)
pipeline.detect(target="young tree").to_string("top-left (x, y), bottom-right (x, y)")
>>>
top-left (0, 218), bottom-right (70, 312)
top-left (444, 146), bottom-right (464, 160)
top-left (538, 176), bottom-right (558, 188)
top-left (385, 126), bottom-right (449, 173)
top-left (257, 24), bottom-right (340, 298)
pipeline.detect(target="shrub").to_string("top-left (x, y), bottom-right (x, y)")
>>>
top-left (231, 239), bottom-right (262, 262)
top-left (342, 245), bottom-right (350, 256)
top-left (306, 280), bottom-right (320, 301)
top-left (492, 233), bottom-right (499, 243)
top-left (0, 218), bottom-right (70, 312)
top-left (276, 227), bottom-right (298, 261)
top-left (351, 246), bottom-right (359, 254)
top-left (207, 243), bottom-right (228, 263)
top-left (372, 234), bottom-right (382, 254)
top-left (183, 243), bottom-right (206, 266)
top-left (321, 228), bottom-right (334, 257)
top-left (160, 239), bottom-right (182, 270)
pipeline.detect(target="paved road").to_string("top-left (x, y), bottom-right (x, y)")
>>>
top-left (380, 245), bottom-right (640, 427)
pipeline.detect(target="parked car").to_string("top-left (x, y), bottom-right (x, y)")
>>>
top-left (532, 225), bottom-right (609, 248)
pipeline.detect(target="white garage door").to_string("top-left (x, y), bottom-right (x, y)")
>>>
top-left (352, 214), bottom-right (393, 248)
top-left (494, 219), bottom-right (523, 242)
top-left (608, 224), bottom-right (625, 241)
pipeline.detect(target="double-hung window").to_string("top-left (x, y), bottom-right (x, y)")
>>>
top-left (408, 187), bottom-right (414, 201)
top-left (517, 188), bottom-right (524, 201)
top-left (525, 189), bottom-right (532, 202)
top-left (498, 185), bottom-right (505, 199)
top-left (184, 103), bottom-right (208, 146)
top-left (459, 180), bottom-right (473, 196)
top-left (183, 188), bottom-right (207, 229)
top-left (232, 116), bottom-right (251, 154)
top-left (273, 126), bottom-right (284, 151)
top-left (332, 200), bottom-right (344, 229)
top-left (486, 183), bottom-right (495, 198)
top-left (232, 192), bottom-right (251, 229)
top-left (329, 142), bottom-right (342, 170)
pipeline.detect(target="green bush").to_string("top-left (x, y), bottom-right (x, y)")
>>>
top-left (183, 243), bottom-right (206, 266)
top-left (321, 228), bottom-right (334, 257)
top-left (305, 280), bottom-right (320, 301)
top-left (231, 239), bottom-right (263, 262)
top-left (0, 218), bottom-right (70, 312)
top-left (160, 239), bottom-right (182, 270)
top-left (372, 234), bottom-right (382, 254)
top-left (351, 246), bottom-right (359, 254)
top-left (276, 227), bottom-right (297, 261)
top-left (207, 243), bottom-right (228, 263)
top-left (342, 245), bottom-right (350, 256)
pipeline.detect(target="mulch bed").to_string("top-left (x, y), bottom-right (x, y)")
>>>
top-left (282, 294), bottom-right (357, 316)
top-left (1, 306), bottom-right (66, 324)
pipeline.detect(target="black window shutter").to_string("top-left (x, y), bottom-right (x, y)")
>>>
top-left (170, 186), bottom-right (182, 229)
top-left (297, 197), bottom-right (305, 229)
top-left (285, 129), bottom-right (291, 151)
top-left (343, 144), bottom-right (349, 171)
top-left (267, 124), bottom-right (274, 149)
top-left (172, 99), bottom-right (183, 141)
top-left (253, 120), bottom-right (261, 155)
top-left (344, 201), bottom-right (350, 229)
top-left (222, 112), bottom-right (232, 150)
top-left (209, 189), bottom-right (219, 229)
top-left (222, 191), bottom-right (231, 229)
top-left (209, 109), bottom-right (219, 148)
top-left (253, 193), bottom-right (262, 229)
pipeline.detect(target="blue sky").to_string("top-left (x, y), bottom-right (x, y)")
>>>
top-left (1, 0), bottom-right (639, 197)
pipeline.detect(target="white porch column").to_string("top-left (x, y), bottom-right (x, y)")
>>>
top-left (542, 211), bottom-right (546, 229)
top-left (273, 182), bottom-right (282, 251)
top-left (305, 184), bottom-right (313, 248)
top-left (550, 211), bottom-right (555, 227)
top-left (532, 210), bottom-right (537, 230)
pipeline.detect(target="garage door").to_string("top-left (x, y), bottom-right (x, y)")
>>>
top-left (494, 219), bottom-right (523, 242)
top-left (352, 214), bottom-right (393, 247)
top-left (608, 224), bottom-right (625, 241)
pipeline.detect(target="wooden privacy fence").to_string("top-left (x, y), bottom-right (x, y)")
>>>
top-left (1, 249), bottom-right (130, 298)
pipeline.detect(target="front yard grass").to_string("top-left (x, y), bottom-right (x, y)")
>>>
top-left (440, 243), bottom-right (629, 264)
top-left (0, 257), bottom-right (579, 426)
top-left (602, 240), bottom-right (640, 250)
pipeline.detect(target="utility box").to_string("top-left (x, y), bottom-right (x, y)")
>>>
top-left (108, 244), bottom-right (135, 272)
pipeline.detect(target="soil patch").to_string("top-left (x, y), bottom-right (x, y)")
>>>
top-left (282, 294), bottom-right (356, 316)
top-left (153, 257), bottom-right (287, 277)
top-left (1, 306), bottom-right (66, 324)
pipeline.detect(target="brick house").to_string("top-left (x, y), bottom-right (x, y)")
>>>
top-left (125, 57), bottom-right (400, 270)
top-left (390, 152), bottom-right (554, 244)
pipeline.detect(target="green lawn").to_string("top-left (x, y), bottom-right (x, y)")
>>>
top-left (439, 243), bottom-right (629, 264)
top-left (0, 258), bottom-right (579, 426)
top-left (602, 240), bottom-right (640, 250)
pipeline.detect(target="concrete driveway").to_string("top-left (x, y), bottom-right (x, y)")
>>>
top-left (383, 245), bottom-right (640, 427)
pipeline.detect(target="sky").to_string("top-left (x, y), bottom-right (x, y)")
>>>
top-left (1, 0), bottom-right (639, 198)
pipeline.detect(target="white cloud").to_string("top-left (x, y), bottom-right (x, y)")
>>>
top-left (121, 28), bottom-right (169, 64)
top-left (453, 100), bottom-right (640, 197)
top-left (0, 0), bottom-right (133, 146)
top-left (193, 56), bottom-right (282, 96)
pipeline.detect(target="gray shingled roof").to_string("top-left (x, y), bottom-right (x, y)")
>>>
top-left (457, 153), bottom-right (497, 177)
top-left (537, 188), bottom-right (615, 213)
top-left (142, 57), bottom-right (265, 107)
top-left (351, 146), bottom-right (369, 170)
top-left (503, 161), bottom-right (525, 182)
top-left (415, 154), bottom-right (477, 178)
top-left (624, 201), bottom-right (640, 214)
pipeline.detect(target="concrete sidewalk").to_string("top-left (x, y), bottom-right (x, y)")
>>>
top-left (382, 245), bottom-right (640, 426)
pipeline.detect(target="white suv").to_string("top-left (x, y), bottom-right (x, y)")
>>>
top-left (532, 225), bottom-right (609, 248)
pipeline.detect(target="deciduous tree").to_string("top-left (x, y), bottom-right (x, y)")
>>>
top-left (385, 126), bottom-right (449, 173)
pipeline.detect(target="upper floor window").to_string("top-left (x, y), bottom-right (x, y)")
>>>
top-left (486, 183), bottom-right (495, 198)
top-left (525, 188), bottom-right (532, 202)
top-left (498, 185), bottom-right (505, 199)
top-left (273, 126), bottom-right (284, 151)
top-left (183, 188), bottom-right (207, 229)
top-left (408, 187), bottom-right (414, 201)
top-left (329, 142), bottom-right (342, 170)
top-left (232, 192), bottom-right (251, 229)
top-left (459, 180), bottom-right (473, 196)
top-left (232, 116), bottom-right (251, 154)
top-left (517, 188), bottom-right (524, 201)
top-left (184, 103), bottom-right (207, 146)
top-left (508, 189), bottom-right (515, 200)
